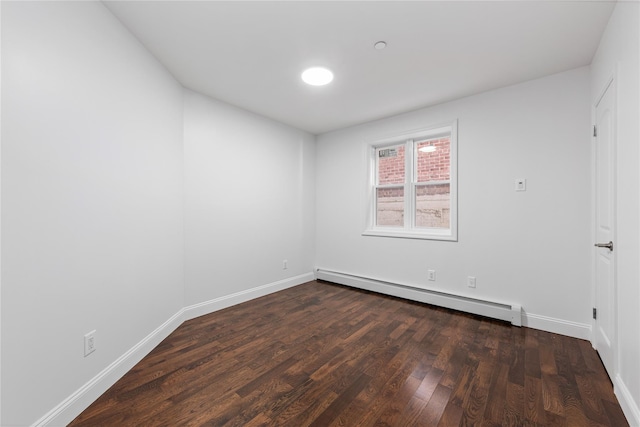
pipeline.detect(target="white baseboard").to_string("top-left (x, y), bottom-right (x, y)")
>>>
top-left (32, 272), bottom-right (314, 427)
top-left (183, 273), bottom-right (315, 321)
top-left (522, 312), bottom-right (592, 340)
top-left (33, 310), bottom-right (185, 427)
top-left (615, 374), bottom-right (640, 427)
top-left (316, 268), bottom-right (592, 340)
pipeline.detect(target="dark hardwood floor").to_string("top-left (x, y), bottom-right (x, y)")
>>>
top-left (69, 281), bottom-right (628, 426)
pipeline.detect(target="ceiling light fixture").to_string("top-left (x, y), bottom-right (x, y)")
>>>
top-left (374, 41), bottom-right (387, 50)
top-left (301, 67), bottom-right (334, 86)
top-left (419, 145), bottom-right (437, 153)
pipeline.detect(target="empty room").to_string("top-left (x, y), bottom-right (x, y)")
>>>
top-left (1, 1), bottom-right (639, 426)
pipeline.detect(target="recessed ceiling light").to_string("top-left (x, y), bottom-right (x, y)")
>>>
top-left (419, 145), bottom-right (437, 153)
top-left (374, 41), bottom-right (387, 50)
top-left (301, 67), bottom-right (334, 86)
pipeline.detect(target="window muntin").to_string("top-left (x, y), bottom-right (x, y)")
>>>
top-left (365, 122), bottom-right (457, 241)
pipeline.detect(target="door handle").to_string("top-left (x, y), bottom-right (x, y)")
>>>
top-left (594, 241), bottom-right (614, 251)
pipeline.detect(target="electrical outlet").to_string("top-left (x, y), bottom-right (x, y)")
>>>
top-left (84, 330), bottom-right (96, 357)
top-left (428, 270), bottom-right (436, 281)
top-left (467, 276), bottom-right (476, 288)
top-left (283, 259), bottom-right (288, 270)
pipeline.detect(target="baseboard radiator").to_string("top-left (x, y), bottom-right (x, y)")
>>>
top-left (316, 269), bottom-right (522, 327)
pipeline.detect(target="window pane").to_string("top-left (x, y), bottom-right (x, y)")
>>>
top-left (416, 137), bottom-right (450, 183)
top-left (415, 183), bottom-right (450, 228)
top-left (377, 145), bottom-right (405, 185)
top-left (377, 187), bottom-right (404, 227)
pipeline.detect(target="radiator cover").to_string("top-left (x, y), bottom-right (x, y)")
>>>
top-left (316, 269), bottom-right (522, 327)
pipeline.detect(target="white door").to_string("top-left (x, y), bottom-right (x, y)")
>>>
top-left (594, 79), bottom-right (616, 379)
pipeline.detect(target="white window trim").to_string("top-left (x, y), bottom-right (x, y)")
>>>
top-left (363, 121), bottom-right (458, 241)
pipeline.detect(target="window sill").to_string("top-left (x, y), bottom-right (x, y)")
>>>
top-left (362, 228), bottom-right (457, 241)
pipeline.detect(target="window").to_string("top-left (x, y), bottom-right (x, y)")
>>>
top-left (364, 121), bottom-right (457, 241)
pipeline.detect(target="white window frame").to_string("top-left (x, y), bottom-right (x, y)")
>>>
top-left (363, 121), bottom-right (458, 241)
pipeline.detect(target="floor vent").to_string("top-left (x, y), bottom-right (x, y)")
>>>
top-left (316, 269), bottom-right (522, 326)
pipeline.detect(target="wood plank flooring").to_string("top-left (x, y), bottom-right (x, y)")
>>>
top-left (69, 281), bottom-right (628, 426)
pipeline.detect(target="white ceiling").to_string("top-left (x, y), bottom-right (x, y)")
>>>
top-left (104, 1), bottom-right (615, 135)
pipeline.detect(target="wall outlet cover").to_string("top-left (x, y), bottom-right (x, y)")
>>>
top-left (467, 277), bottom-right (477, 288)
top-left (84, 330), bottom-right (96, 357)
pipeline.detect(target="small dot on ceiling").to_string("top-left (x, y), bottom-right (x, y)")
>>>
top-left (374, 41), bottom-right (387, 50)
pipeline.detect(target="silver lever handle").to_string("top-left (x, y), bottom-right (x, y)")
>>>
top-left (595, 241), bottom-right (614, 251)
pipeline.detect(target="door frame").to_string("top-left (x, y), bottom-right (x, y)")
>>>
top-left (591, 70), bottom-right (618, 379)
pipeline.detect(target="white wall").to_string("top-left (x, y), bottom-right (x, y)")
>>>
top-left (183, 90), bottom-right (315, 307)
top-left (590, 2), bottom-right (640, 424)
top-left (316, 67), bottom-right (592, 337)
top-left (1, 2), bottom-right (184, 425)
top-left (1, 3), bottom-right (317, 424)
